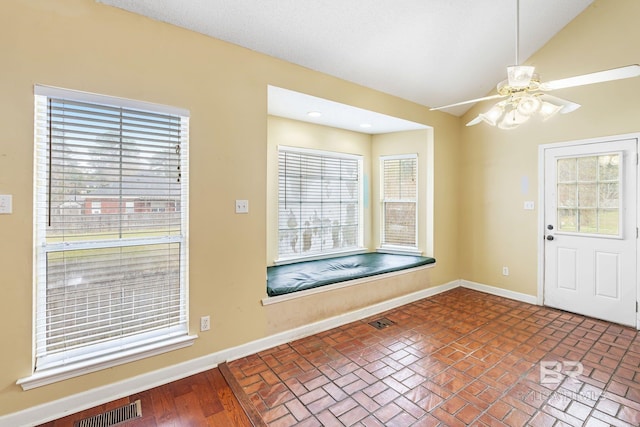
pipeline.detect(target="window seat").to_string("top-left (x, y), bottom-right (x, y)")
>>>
top-left (267, 252), bottom-right (436, 297)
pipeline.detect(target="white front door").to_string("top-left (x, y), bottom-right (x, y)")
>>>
top-left (544, 137), bottom-right (637, 326)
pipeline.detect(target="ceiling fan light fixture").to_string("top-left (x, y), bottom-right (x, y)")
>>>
top-left (539, 101), bottom-right (563, 120)
top-left (516, 95), bottom-right (542, 116)
top-left (498, 107), bottom-right (529, 129)
top-left (428, 0), bottom-right (639, 129)
top-left (507, 65), bottom-right (535, 88)
top-left (479, 104), bottom-right (505, 126)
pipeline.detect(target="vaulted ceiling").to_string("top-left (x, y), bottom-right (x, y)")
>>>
top-left (98, 0), bottom-right (594, 129)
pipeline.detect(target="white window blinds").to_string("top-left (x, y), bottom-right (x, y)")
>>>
top-left (381, 155), bottom-right (418, 248)
top-left (34, 87), bottom-right (189, 372)
top-left (278, 147), bottom-right (362, 260)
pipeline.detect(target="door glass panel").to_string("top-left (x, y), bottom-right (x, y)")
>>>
top-left (578, 183), bottom-right (597, 208)
top-left (599, 155), bottom-right (619, 181)
top-left (557, 158), bottom-right (577, 183)
top-left (579, 209), bottom-right (597, 233)
top-left (577, 156), bottom-right (597, 182)
top-left (558, 208), bottom-right (577, 232)
top-left (599, 183), bottom-right (619, 208)
top-left (557, 184), bottom-right (577, 208)
top-left (598, 209), bottom-right (619, 235)
top-left (557, 153), bottom-right (621, 235)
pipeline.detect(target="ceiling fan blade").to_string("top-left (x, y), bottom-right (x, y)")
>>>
top-left (541, 64), bottom-right (640, 91)
top-left (430, 94), bottom-right (505, 111)
top-left (539, 94), bottom-right (581, 114)
top-left (466, 116), bottom-right (483, 126)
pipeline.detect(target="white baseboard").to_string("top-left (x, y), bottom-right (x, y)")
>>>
top-left (460, 279), bottom-right (538, 305)
top-left (4, 279), bottom-right (539, 426)
top-left (1, 280), bottom-right (460, 427)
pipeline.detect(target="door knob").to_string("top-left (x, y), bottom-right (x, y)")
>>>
top-left (546, 235), bottom-right (554, 241)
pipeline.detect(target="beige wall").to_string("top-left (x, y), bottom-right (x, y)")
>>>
top-left (0, 0), bottom-right (459, 416)
top-left (458, 0), bottom-right (640, 296)
top-left (7, 0), bottom-right (636, 419)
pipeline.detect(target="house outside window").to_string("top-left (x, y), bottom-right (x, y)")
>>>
top-left (90, 201), bottom-right (101, 215)
top-left (380, 154), bottom-right (418, 251)
top-left (28, 86), bottom-right (193, 385)
top-left (277, 146), bottom-right (363, 261)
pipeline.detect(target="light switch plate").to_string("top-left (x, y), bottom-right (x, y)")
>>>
top-left (524, 201), bottom-right (535, 210)
top-left (235, 199), bottom-right (249, 214)
top-left (0, 195), bottom-right (12, 214)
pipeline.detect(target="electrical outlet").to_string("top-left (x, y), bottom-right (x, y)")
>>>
top-left (502, 266), bottom-right (509, 276)
top-left (235, 199), bottom-right (249, 214)
top-left (200, 315), bottom-right (210, 331)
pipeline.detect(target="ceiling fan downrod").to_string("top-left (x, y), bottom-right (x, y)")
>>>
top-left (515, 0), bottom-right (520, 66)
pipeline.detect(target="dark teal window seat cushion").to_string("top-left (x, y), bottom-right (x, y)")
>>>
top-left (267, 252), bottom-right (435, 297)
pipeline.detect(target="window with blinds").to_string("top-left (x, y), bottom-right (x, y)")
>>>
top-left (33, 86), bottom-right (189, 373)
top-left (278, 147), bottom-right (362, 260)
top-left (381, 155), bottom-right (418, 249)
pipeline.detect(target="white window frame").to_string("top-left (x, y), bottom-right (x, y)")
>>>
top-left (276, 145), bottom-right (364, 264)
top-left (379, 153), bottom-right (420, 255)
top-left (19, 86), bottom-right (195, 390)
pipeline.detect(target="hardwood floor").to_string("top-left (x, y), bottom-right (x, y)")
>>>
top-left (38, 367), bottom-right (254, 426)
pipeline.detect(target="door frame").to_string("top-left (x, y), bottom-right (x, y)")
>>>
top-left (537, 132), bottom-right (640, 329)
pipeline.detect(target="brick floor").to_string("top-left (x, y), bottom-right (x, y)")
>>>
top-left (228, 288), bottom-right (640, 426)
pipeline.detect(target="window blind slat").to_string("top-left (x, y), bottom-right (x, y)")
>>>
top-left (278, 147), bottom-right (362, 259)
top-left (382, 156), bottom-right (418, 248)
top-left (34, 91), bottom-right (189, 372)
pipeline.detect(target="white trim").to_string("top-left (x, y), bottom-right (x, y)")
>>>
top-left (274, 248), bottom-right (367, 266)
top-left (262, 263), bottom-right (436, 305)
top-left (537, 143), bottom-right (547, 306)
top-left (2, 280), bottom-right (459, 427)
top-left (277, 144), bottom-right (363, 160)
top-left (34, 84), bottom-right (190, 117)
top-left (259, 279), bottom-right (459, 348)
top-left (380, 153), bottom-right (419, 160)
top-left (376, 246), bottom-right (423, 256)
top-left (16, 335), bottom-right (197, 391)
top-left (460, 280), bottom-right (538, 305)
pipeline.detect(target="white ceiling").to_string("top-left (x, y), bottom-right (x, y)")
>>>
top-left (268, 86), bottom-right (429, 134)
top-left (98, 0), bottom-right (594, 132)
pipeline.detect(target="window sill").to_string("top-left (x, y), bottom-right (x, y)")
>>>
top-left (377, 246), bottom-right (423, 256)
top-left (274, 248), bottom-right (367, 266)
top-left (17, 334), bottom-right (197, 391)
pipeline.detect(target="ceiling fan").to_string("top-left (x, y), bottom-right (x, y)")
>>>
top-left (430, 0), bottom-right (640, 129)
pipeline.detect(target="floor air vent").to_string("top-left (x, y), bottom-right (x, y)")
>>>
top-left (74, 400), bottom-right (141, 427)
top-left (369, 317), bottom-right (395, 330)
